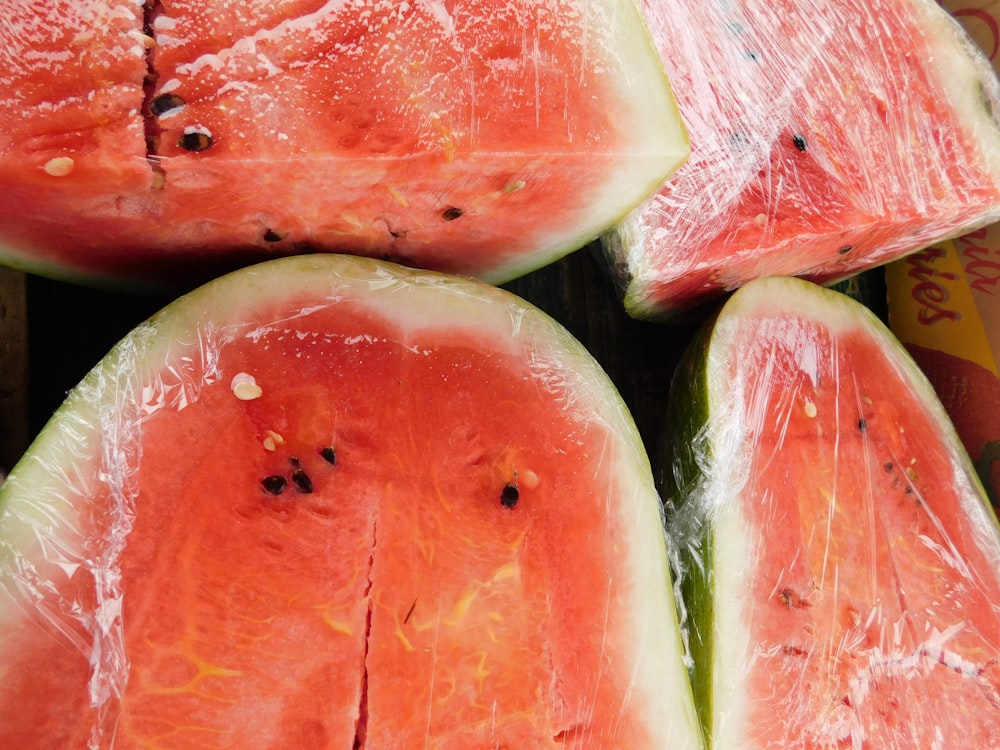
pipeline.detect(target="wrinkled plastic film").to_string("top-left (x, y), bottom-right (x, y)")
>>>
top-left (0, 0), bottom-right (686, 287)
top-left (0, 256), bottom-right (701, 749)
top-left (663, 277), bottom-right (1000, 748)
top-left (0, 313), bottom-right (231, 744)
top-left (606, 0), bottom-right (1000, 318)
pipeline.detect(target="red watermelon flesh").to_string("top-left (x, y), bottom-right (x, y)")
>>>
top-left (0, 0), bottom-right (687, 288)
top-left (0, 255), bottom-right (701, 749)
top-left (603, 0), bottom-right (1000, 319)
top-left (665, 276), bottom-right (1000, 747)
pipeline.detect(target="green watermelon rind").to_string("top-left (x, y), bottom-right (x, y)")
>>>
top-left (660, 276), bottom-right (1000, 747)
top-left (0, 253), bottom-right (701, 748)
top-left (659, 310), bottom-right (719, 747)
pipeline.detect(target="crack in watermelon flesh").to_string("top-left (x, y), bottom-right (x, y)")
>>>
top-left (0, 257), bottom-right (697, 749)
top-left (0, 0), bottom-right (686, 287)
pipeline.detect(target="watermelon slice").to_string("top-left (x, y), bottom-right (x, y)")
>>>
top-left (0, 255), bottom-right (701, 748)
top-left (0, 0), bottom-right (687, 288)
top-left (603, 0), bottom-right (1000, 319)
top-left (663, 276), bottom-right (1000, 747)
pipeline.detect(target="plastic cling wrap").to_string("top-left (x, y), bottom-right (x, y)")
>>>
top-left (662, 276), bottom-right (1000, 748)
top-left (604, 0), bottom-right (1000, 319)
top-left (0, 0), bottom-right (687, 288)
top-left (0, 255), bottom-right (701, 749)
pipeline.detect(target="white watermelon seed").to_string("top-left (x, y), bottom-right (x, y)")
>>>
top-left (231, 372), bottom-right (263, 400)
top-left (43, 157), bottom-right (75, 177)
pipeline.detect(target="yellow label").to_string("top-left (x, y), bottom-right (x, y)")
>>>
top-left (886, 240), bottom-right (998, 375)
top-left (952, 226), bottom-right (1000, 357)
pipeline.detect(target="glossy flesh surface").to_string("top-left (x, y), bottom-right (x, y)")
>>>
top-left (0, 255), bottom-right (700, 749)
top-left (0, 0), bottom-right (686, 287)
top-left (607, 0), bottom-right (1000, 318)
top-left (668, 277), bottom-right (1000, 747)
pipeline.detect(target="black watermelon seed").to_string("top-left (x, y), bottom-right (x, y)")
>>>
top-left (838, 245), bottom-right (853, 255)
top-left (858, 418), bottom-right (867, 432)
top-left (441, 206), bottom-right (464, 221)
top-left (263, 228), bottom-right (284, 242)
top-left (292, 470), bottom-right (314, 494)
top-left (177, 131), bottom-right (213, 152)
top-left (150, 93), bottom-right (186, 116)
top-left (883, 461), bottom-right (894, 472)
top-left (500, 482), bottom-right (519, 508)
top-left (320, 446), bottom-right (337, 465)
top-left (261, 475), bottom-right (288, 495)
top-left (792, 133), bottom-right (808, 152)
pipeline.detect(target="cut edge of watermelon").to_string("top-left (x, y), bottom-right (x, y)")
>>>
top-left (663, 276), bottom-right (1000, 747)
top-left (604, 0), bottom-right (1000, 321)
top-left (493, 0), bottom-right (692, 287)
top-left (0, 253), bottom-right (702, 748)
top-left (484, 0), bottom-right (691, 288)
top-left (0, 0), bottom-right (690, 291)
